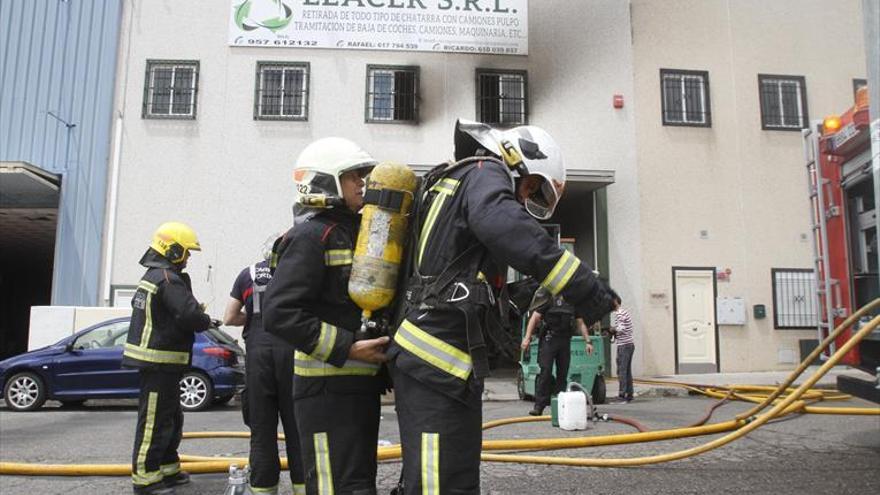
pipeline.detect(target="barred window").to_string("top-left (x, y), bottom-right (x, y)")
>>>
top-left (366, 65), bottom-right (419, 123)
top-left (772, 268), bottom-right (818, 329)
top-left (476, 69), bottom-right (527, 126)
top-left (759, 74), bottom-right (808, 130)
top-left (660, 69), bottom-right (711, 127)
top-left (255, 62), bottom-right (309, 120)
top-left (142, 60), bottom-right (199, 119)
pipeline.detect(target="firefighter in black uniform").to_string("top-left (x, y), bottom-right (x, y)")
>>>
top-left (224, 234), bottom-right (305, 495)
top-left (388, 120), bottom-right (619, 494)
top-left (521, 290), bottom-right (594, 416)
top-left (263, 137), bottom-right (390, 495)
top-left (123, 222), bottom-right (214, 495)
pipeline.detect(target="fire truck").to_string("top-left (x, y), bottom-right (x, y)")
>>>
top-left (803, 86), bottom-right (879, 402)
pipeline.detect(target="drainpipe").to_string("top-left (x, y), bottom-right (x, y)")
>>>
top-left (101, 111), bottom-right (123, 305)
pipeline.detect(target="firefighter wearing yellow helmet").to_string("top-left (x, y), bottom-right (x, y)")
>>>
top-left (124, 221), bottom-right (216, 495)
top-left (263, 138), bottom-right (390, 494)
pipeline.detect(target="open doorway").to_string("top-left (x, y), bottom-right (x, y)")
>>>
top-left (0, 163), bottom-right (60, 359)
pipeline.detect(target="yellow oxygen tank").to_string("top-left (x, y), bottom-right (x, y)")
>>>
top-left (349, 162), bottom-right (418, 336)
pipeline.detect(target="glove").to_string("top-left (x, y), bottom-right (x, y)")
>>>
top-left (210, 318), bottom-right (222, 328)
top-left (578, 279), bottom-right (618, 326)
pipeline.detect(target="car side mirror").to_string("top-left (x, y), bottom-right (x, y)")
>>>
top-left (64, 341), bottom-right (75, 353)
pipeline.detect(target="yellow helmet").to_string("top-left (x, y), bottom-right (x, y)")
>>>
top-left (149, 222), bottom-right (201, 264)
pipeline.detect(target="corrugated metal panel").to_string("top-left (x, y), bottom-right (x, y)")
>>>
top-left (0, 0), bottom-right (122, 305)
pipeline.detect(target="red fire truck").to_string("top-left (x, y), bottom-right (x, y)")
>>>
top-left (803, 87), bottom-right (879, 402)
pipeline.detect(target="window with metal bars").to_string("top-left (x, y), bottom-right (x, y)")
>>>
top-left (366, 65), bottom-right (419, 123)
top-left (660, 69), bottom-right (711, 127)
top-left (142, 60), bottom-right (199, 119)
top-left (476, 69), bottom-right (527, 126)
top-left (254, 62), bottom-right (309, 121)
top-left (759, 74), bottom-right (809, 131)
top-left (771, 268), bottom-right (819, 329)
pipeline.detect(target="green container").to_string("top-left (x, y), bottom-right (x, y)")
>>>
top-left (516, 334), bottom-right (607, 408)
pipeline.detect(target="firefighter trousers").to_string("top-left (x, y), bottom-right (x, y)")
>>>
top-left (294, 391), bottom-right (380, 495)
top-left (131, 368), bottom-right (184, 488)
top-left (245, 340), bottom-right (305, 493)
top-left (534, 335), bottom-right (572, 410)
top-left (391, 366), bottom-right (482, 495)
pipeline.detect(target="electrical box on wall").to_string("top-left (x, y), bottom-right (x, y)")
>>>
top-left (753, 304), bottom-right (766, 319)
top-left (717, 297), bottom-right (746, 325)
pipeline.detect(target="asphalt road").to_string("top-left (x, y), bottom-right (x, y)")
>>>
top-left (1, 394), bottom-right (878, 494)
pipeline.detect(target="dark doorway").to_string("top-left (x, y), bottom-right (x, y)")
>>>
top-left (0, 163), bottom-right (60, 359)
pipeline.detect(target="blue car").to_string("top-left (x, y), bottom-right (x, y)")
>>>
top-left (0, 317), bottom-right (245, 412)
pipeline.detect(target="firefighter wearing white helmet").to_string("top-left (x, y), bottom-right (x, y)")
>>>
top-left (387, 120), bottom-right (619, 494)
top-left (124, 222), bottom-right (215, 495)
top-left (264, 138), bottom-right (389, 495)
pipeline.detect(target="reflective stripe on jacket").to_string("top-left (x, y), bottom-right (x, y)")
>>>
top-left (122, 251), bottom-right (211, 371)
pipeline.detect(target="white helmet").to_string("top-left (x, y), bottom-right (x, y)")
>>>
top-left (454, 119), bottom-right (565, 220)
top-left (293, 137), bottom-right (377, 201)
top-left (291, 137), bottom-right (377, 222)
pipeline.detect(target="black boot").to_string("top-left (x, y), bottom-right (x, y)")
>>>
top-left (163, 471), bottom-right (190, 487)
top-left (528, 405), bottom-right (544, 416)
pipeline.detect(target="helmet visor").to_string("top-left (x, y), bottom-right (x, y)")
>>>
top-left (524, 176), bottom-right (561, 220)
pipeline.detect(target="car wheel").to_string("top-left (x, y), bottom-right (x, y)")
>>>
top-left (179, 371), bottom-right (213, 412)
top-left (3, 372), bottom-right (47, 411)
top-left (591, 375), bottom-right (606, 405)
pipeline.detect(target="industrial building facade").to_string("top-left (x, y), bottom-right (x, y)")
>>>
top-left (1, 0), bottom-right (871, 375)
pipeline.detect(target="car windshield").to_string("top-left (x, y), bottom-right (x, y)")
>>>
top-left (73, 321), bottom-right (129, 350)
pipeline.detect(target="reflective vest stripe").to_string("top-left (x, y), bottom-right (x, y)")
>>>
top-left (293, 351), bottom-right (380, 377)
top-left (314, 432), bottom-right (334, 495)
top-left (138, 281), bottom-right (157, 348)
top-left (292, 484), bottom-right (306, 495)
top-left (395, 320), bottom-right (472, 381)
top-left (252, 485), bottom-right (279, 493)
top-left (123, 343), bottom-right (190, 365)
top-left (417, 178), bottom-right (460, 267)
top-left (311, 322), bottom-right (338, 362)
top-left (324, 249), bottom-right (353, 266)
top-left (541, 250), bottom-right (581, 296)
top-left (132, 392), bottom-right (162, 486)
top-left (160, 462), bottom-right (180, 476)
top-left (421, 433), bottom-right (440, 495)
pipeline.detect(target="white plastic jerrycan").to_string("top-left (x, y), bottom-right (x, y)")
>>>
top-left (558, 382), bottom-right (593, 431)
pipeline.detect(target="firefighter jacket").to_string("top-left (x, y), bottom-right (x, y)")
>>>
top-left (388, 157), bottom-right (616, 405)
top-left (263, 207), bottom-right (386, 398)
top-left (122, 249), bottom-right (211, 371)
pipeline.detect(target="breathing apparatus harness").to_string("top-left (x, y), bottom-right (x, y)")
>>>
top-left (391, 144), bottom-right (531, 379)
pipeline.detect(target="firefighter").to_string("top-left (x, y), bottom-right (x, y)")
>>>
top-left (262, 137), bottom-right (390, 495)
top-left (388, 120), bottom-right (619, 494)
top-left (521, 291), bottom-right (595, 416)
top-left (123, 222), bottom-right (215, 495)
top-left (223, 234), bottom-right (305, 495)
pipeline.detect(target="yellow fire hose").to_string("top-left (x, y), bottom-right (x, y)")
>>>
top-left (2, 302), bottom-right (878, 476)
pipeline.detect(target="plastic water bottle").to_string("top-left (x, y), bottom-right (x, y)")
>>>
top-left (223, 464), bottom-right (254, 495)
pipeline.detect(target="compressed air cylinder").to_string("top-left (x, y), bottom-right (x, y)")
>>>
top-left (348, 162), bottom-right (418, 320)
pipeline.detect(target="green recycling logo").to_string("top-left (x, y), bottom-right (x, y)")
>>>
top-left (235, 0), bottom-right (294, 32)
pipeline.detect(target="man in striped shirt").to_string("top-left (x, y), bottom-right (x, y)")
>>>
top-left (610, 296), bottom-right (635, 402)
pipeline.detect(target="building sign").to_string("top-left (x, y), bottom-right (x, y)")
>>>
top-left (228, 0), bottom-right (528, 55)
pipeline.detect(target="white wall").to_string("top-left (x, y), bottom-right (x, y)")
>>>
top-left (107, 1), bottom-right (639, 337)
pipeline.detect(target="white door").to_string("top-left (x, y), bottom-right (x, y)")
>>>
top-left (674, 269), bottom-right (718, 373)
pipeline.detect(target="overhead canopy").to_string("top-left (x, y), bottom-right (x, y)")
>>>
top-left (0, 161), bottom-right (60, 261)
